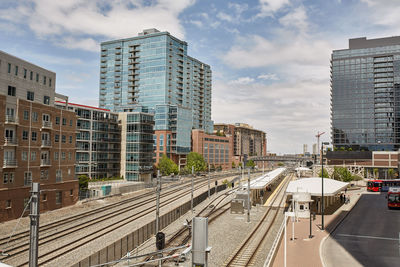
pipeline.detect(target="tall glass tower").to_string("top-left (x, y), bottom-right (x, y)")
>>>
top-left (331, 36), bottom-right (400, 151)
top-left (99, 29), bottom-right (212, 158)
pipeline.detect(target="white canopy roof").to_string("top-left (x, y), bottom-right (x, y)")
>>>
top-left (295, 167), bottom-right (311, 171)
top-left (243, 168), bottom-right (286, 190)
top-left (286, 177), bottom-right (348, 196)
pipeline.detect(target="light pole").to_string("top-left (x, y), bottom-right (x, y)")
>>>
top-left (321, 142), bottom-right (329, 231)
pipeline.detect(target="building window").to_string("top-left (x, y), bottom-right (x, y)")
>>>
top-left (15, 66), bottom-right (18, 76)
top-left (44, 96), bottom-right (50, 105)
top-left (23, 110), bottom-right (29, 120)
top-left (40, 170), bottom-right (48, 180)
top-left (22, 130), bottom-right (28, 140)
top-left (70, 189), bottom-right (73, 196)
top-left (3, 173), bottom-right (8, 184)
top-left (56, 191), bottom-right (62, 204)
top-left (36, 73), bottom-right (39, 82)
top-left (7, 63), bottom-right (11, 73)
top-left (24, 68), bottom-right (27, 79)
top-left (22, 151), bottom-right (28, 161)
top-left (61, 152), bottom-right (66, 160)
top-left (30, 71), bottom-right (33, 80)
top-left (6, 200), bottom-right (11, 209)
top-left (55, 134), bottom-right (59, 142)
top-left (55, 117), bottom-right (60, 125)
top-left (42, 194), bottom-right (47, 201)
top-left (68, 152), bottom-right (72, 160)
top-left (31, 151), bottom-right (36, 161)
top-left (56, 170), bottom-right (62, 183)
top-left (32, 111), bottom-right (38, 122)
top-left (159, 134), bottom-right (164, 151)
top-left (69, 136), bottom-right (72, 144)
top-left (49, 78), bottom-right (52, 87)
top-left (54, 152), bottom-right (59, 160)
top-left (43, 76), bottom-right (46, 85)
top-left (7, 86), bottom-right (16, 96)
top-left (69, 119), bottom-right (72, 126)
top-left (9, 173), bottom-right (14, 183)
top-left (62, 118), bottom-right (66, 125)
top-left (31, 131), bottom-right (37, 141)
top-left (27, 91), bottom-right (34, 101)
top-left (62, 135), bottom-right (66, 143)
top-left (24, 172), bottom-right (32, 186)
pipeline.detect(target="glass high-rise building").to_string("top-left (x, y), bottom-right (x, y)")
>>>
top-left (99, 29), bottom-right (212, 162)
top-left (331, 36), bottom-right (400, 151)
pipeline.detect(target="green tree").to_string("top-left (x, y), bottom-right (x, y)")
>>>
top-left (185, 152), bottom-right (207, 173)
top-left (373, 168), bottom-right (379, 178)
top-left (238, 162), bottom-right (242, 168)
top-left (232, 161), bottom-right (236, 169)
top-left (388, 168), bottom-right (394, 179)
top-left (158, 154), bottom-right (179, 176)
top-left (319, 168), bottom-right (329, 178)
top-left (246, 159), bottom-right (256, 169)
top-left (78, 175), bottom-right (89, 192)
top-left (278, 162), bottom-right (284, 167)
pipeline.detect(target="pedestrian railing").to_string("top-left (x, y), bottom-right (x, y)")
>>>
top-left (264, 216), bottom-right (287, 267)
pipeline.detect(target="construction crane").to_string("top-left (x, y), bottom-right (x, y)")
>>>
top-left (316, 131), bottom-right (325, 155)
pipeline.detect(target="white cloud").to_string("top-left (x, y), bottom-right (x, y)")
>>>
top-left (189, 20), bottom-right (203, 28)
top-left (258, 0), bottom-right (290, 17)
top-left (222, 34), bottom-right (332, 69)
top-left (279, 6), bottom-right (308, 32)
top-left (258, 73), bottom-right (279, 80)
top-left (360, 0), bottom-right (400, 35)
top-left (229, 77), bottom-right (255, 85)
top-left (212, 77), bottom-right (330, 154)
top-left (217, 12), bottom-right (233, 22)
top-left (0, 0), bottom-right (194, 51)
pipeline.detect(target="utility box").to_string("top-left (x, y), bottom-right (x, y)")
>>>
top-left (192, 217), bottom-right (211, 267)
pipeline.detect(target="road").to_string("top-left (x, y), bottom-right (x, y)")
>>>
top-left (322, 192), bottom-right (400, 267)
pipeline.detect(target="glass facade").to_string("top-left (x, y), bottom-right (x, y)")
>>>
top-left (122, 112), bottom-right (154, 181)
top-left (331, 37), bottom-right (400, 151)
top-left (99, 29), bottom-right (213, 157)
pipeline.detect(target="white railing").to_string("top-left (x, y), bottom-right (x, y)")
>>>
top-left (42, 121), bottom-right (52, 128)
top-left (4, 137), bottom-right (17, 145)
top-left (264, 217), bottom-right (287, 267)
top-left (3, 159), bottom-right (17, 167)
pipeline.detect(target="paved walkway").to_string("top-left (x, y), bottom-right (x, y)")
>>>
top-left (272, 187), bottom-right (364, 267)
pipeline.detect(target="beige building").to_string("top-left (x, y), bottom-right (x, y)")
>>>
top-left (0, 50), bottom-right (78, 222)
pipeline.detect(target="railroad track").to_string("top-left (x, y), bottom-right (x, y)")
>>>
top-left (140, 189), bottom-right (235, 266)
top-left (223, 173), bottom-right (293, 267)
top-left (0, 176), bottom-right (223, 266)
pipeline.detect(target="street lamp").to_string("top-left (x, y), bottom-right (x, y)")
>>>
top-left (321, 142), bottom-right (329, 231)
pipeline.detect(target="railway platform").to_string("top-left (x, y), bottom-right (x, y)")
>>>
top-left (271, 187), bottom-right (364, 267)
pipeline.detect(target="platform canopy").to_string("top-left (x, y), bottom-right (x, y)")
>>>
top-left (286, 177), bottom-right (348, 196)
top-left (295, 167), bottom-right (311, 171)
top-left (243, 168), bottom-right (286, 190)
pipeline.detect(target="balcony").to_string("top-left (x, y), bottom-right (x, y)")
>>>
top-left (42, 121), bottom-right (52, 129)
top-left (40, 159), bottom-right (51, 167)
top-left (41, 140), bottom-right (52, 147)
top-left (5, 115), bottom-right (17, 124)
top-left (4, 137), bottom-right (17, 146)
top-left (3, 159), bottom-right (17, 168)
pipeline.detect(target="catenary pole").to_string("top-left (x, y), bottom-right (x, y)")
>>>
top-left (29, 183), bottom-right (40, 267)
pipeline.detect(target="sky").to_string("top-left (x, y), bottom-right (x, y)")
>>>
top-left (1, 0), bottom-right (400, 154)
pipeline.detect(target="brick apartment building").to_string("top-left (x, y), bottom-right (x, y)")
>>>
top-left (0, 50), bottom-right (78, 222)
top-left (191, 129), bottom-right (233, 170)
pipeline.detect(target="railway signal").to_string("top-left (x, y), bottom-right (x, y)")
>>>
top-left (156, 232), bottom-right (165, 250)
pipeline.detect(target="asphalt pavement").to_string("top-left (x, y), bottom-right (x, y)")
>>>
top-left (321, 192), bottom-right (400, 267)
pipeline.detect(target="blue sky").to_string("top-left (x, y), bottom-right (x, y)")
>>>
top-left (1, 0), bottom-right (399, 153)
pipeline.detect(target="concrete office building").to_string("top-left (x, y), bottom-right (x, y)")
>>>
top-left (55, 101), bottom-right (121, 180)
top-left (214, 123), bottom-right (267, 163)
top-left (331, 36), bottom-right (400, 151)
top-left (119, 109), bottom-right (154, 182)
top-left (99, 29), bottom-right (212, 166)
top-left (0, 51), bottom-right (78, 222)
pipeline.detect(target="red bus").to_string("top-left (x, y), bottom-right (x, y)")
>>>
top-left (387, 187), bottom-right (400, 209)
top-left (367, 179), bottom-right (400, 192)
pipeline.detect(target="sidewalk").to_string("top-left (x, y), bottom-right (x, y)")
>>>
top-left (271, 188), bottom-right (363, 267)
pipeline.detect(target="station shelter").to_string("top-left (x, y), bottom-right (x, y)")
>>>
top-left (286, 178), bottom-right (348, 215)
